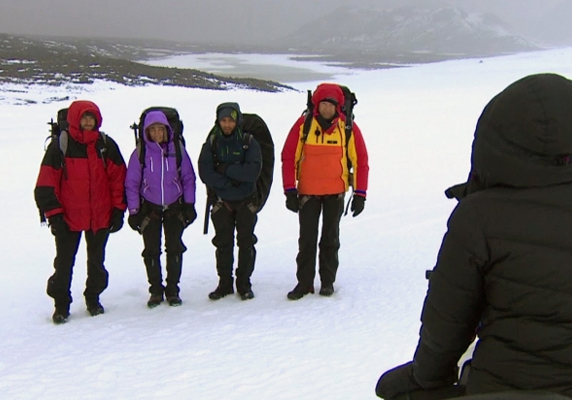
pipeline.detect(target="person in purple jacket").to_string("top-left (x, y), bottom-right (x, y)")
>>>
top-left (125, 110), bottom-right (197, 308)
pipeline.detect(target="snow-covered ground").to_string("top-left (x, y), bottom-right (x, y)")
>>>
top-left (1, 47), bottom-right (572, 400)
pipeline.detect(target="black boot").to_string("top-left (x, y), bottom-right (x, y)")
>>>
top-left (287, 283), bottom-right (315, 300)
top-left (144, 257), bottom-right (164, 296)
top-left (238, 288), bottom-right (255, 301)
top-left (166, 295), bottom-right (182, 307)
top-left (236, 246), bottom-right (255, 301)
top-left (236, 277), bottom-right (254, 301)
top-left (319, 284), bottom-right (335, 297)
top-left (86, 299), bottom-right (104, 316)
top-left (147, 293), bottom-right (164, 308)
top-left (208, 278), bottom-right (234, 300)
top-left (165, 254), bottom-right (182, 299)
top-left (52, 304), bottom-right (70, 324)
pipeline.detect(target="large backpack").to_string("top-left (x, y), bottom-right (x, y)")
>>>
top-left (302, 84), bottom-right (357, 156)
top-left (130, 106), bottom-right (185, 173)
top-left (45, 107), bottom-right (109, 177)
top-left (203, 113), bottom-right (274, 233)
top-left (242, 113), bottom-right (274, 211)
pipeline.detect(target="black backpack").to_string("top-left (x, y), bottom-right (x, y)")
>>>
top-left (302, 84), bottom-right (357, 151)
top-left (242, 113), bottom-right (275, 211)
top-left (45, 108), bottom-right (109, 178)
top-left (203, 113), bottom-right (274, 233)
top-left (130, 106), bottom-right (185, 173)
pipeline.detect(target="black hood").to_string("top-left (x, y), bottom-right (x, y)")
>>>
top-left (446, 73), bottom-right (572, 200)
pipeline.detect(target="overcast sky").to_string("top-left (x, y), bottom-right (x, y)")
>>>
top-left (0, 0), bottom-right (566, 45)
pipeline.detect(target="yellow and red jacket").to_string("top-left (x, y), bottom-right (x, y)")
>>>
top-left (281, 84), bottom-right (369, 197)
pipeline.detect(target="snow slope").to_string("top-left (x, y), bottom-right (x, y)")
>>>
top-left (1, 47), bottom-right (572, 399)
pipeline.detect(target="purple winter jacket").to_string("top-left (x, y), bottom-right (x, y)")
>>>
top-left (125, 110), bottom-right (196, 215)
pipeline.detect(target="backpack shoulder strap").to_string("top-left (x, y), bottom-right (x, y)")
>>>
top-left (175, 138), bottom-right (183, 172)
top-left (58, 130), bottom-right (68, 157)
top-left (301, 90), bottom-right (313, 143)
top-left (98, 131), bottom-right (108, 169)
top-left (58, 130), bottom-right (69, 178)
top-left (208, 131), bottom-right (219, 163)
top-left (242, 132), bottom-right (252, 148)
top-left (136, 141), bottom-right (145, 167)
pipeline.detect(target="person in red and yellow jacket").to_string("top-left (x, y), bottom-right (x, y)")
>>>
top-left (281, 83), bottom-right (369, 300)
top-left (35, 100), bottom-right (127, 324)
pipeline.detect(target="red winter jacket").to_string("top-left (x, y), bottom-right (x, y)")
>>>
top-left (35, 100), bottom-right (126, 232)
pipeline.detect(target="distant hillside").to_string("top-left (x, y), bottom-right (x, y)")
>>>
top-left (0, 34), bottom-right (289, 92)
top-left (281, 6), bottom-right (538, 62)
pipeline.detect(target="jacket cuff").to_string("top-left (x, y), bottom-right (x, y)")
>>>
top-left (45, 208), bottom-right (64, 218)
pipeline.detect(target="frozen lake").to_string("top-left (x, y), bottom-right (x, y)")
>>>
top-left (142, 52), bottom-right (359, 83)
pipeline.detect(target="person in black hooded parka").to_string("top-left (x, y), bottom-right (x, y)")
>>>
top-left (375, 73), bottom-right (572, 400)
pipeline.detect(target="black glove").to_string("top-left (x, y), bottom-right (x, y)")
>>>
top-left (128, 213), bottom-right (141, 232)
top-left (215, 163), bottom-right (228, 175)
top-left (184, 203), bottom-right (197, 225)
top-left (351, 195), bottom-right (366, 217)
top-left (376, 361), bottom-right (459, 400)
top-left (48, 214), bottom-right (67, 236)
top-left (376, 362), bottom-right (422, 399)
top-left (285, 189), bottom-right (299, 213)
top-left (109, 208), bottom-right (124, 233)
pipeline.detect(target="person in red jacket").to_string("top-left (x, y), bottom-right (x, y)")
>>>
top-left (35, 100), bottom-right (126, 324)
top-left (281, 83), bottom-right (369, 300)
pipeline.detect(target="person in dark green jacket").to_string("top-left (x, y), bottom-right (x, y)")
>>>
top-left (376, 73), bottom-right (572, 400)
top-left (198, 102), bottom-right (262, 301)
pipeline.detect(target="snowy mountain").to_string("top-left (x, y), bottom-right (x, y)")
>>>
top-left (283, 6), bottom-right (537, 61)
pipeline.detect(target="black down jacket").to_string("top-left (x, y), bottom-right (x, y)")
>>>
top-left (413, 73), bottom-right (572, 397)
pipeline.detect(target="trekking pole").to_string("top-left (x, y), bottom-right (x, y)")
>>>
top-left (203, 200), bottom-right (211, 234)
top-left (203, 188), bottom-right (215, 235)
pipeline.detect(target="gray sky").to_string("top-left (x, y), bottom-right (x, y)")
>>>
top-left (0, 0), bottom-right (566, 45)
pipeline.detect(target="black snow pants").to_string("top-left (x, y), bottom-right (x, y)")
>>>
top-left (210, 196), bottom-right (258, 292)
top-left (47, 227), bottom-right (110, 309)
top-left (295, 193), bottom-right (344, 289)
top-left (140, 200), bottom-right (187, 297)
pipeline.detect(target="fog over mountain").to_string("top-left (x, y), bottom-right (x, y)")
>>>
top-left (0, 0), bottom-right (569, 47)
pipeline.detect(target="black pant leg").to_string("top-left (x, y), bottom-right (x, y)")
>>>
top-left (235, 203), bottom-right (258, 291)
top-left (47, 229), bottom-right (82, 308)
top-left (83, 228), bottom-right (110, 303)
top-left (163, 211), bottom-right (187, 296)
top-left (318, 194), bottom-right (344, 286)
top-left (211, 203), bottom-right (236, 282)
top-left (296, 196), bottom-right (322, 287)
top-left (141, 213), bottom-right (164, 295)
